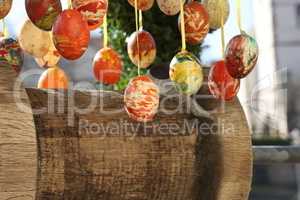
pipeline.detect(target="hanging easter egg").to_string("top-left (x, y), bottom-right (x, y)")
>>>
top-left (225, 32), bottom-right (259, 79)
top-left (35, 33), bottom-right (60, 68)
top-left (38, 66), bottom-right (69, 89)
top-left (52, 9), bottom-right (90, 60)
top-left (208, 60), bottom-right (240, 101)
top-left (203, 0), bottom-right (230, 30)
top-left (0, 0), bottom-right (12, 20)
top-left (72, 0), bottom-right (108, 30)
top-left (127, 0), bottom-right (154, 11)
top-left (93, 47), bottom-right (123, 85)
top-left (25, 0), bottom-right (62, 31)
top-left (124, 75), bottom-right (159, 122)
top-left (0, 37), bottom-right (24, 74)
top-left (19, 20), bottom-right (51, 58)
top-left (127, 30), bottom-right (156, 69)
top-left (157, 0), bottom-right (185, 16)
top-left (179, 1), bottom-right (209, 45)
top-left (169, 51), bottom-right (203, 95)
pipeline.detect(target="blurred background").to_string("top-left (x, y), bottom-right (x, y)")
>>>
top-left (1, 0), bottom-right (298, 199)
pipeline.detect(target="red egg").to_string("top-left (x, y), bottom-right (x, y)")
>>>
top-left (72, 0), bottom-right (108, 30)
top-left (0, 0), bottom-right (12, 20)
top-left (124, 75), bottom-right (160, 122)
top-left (93, 47), bottom-right (123, 85)
top-left (127, 30), bottom-right (156, 69)
top-left (179, 1), bottom-right (209, 45)
top-left (52, 9), bottom-right (90, 60)
top-left (25, 0), bottom-right (62, 31)
top-left (225, 33), bottom-right (259, 79)
top-left (208, 60), bottom-right (240, 101)
top-left (127, 0), bottom-right (154, 11)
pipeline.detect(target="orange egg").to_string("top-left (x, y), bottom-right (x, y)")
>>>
top-left (0, 0), bottom-right (12, 20)
top-left (38, 66), bottom-right (69, 89)
top-left (127, 0), bottom-right (154, 11)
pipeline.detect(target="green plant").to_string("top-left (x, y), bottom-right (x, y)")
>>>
top-left (107, 1), bottom-right (202, 90)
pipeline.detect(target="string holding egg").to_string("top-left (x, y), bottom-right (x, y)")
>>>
top-left (127, 0), bottom-right (154, 11)
top-left (37, 66), bottom-right (69, 89)
top-left (203, 0), bottom-right (230, 30)
top-left (0, 0), bottom-right (12, 20)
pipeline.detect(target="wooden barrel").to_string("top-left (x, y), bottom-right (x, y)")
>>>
top-left (25, 79), bottom-right (253, 200)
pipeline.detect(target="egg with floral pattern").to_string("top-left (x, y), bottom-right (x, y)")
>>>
top-left (127, 0), bottom-right (154, 11)
top-left (179, 1), bottom-right (209, 45)
top-left (169, 51), bottom-right (203, 95)
top-left (225, 32), bottom-right (259, 79)
top-left (25, 0), bottom-right (62, 31)
top-left (124, 75), bottom-right (159, 122)
top-left (208, 60), bottom-right (240, 101)
top-left (52, 9), bottom-right (90, 60)
top-left (127, 30), bottom-right (156, 69)
top-left (93, 47), bottom-right (123, 85)
top-left (157, 0), bottom-right (185, 16)
top-left (72, 0), bottom-right (108, 30)
top-left (0, 37), bottom-right (24, 74)
top-left (203, 0), bottom-right (229, 30)
top-left (38, 66), bottom-right (69, 89)
top-left (0, 0), bottom-right (12, 20)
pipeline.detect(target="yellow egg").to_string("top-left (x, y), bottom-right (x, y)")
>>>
top-left (203, 0), bottom-right (230, 30)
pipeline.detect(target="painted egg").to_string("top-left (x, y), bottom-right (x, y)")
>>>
top-left (169, 51), bottom-right (203, 95)
top-left (72, 0), bottom-right (108, 30)
top-left (225, 32), bottom-right (259, 79)
top-left (38, 66), bottom-right (69, 89)
top-left (208, 60), bottom-right (240, 101)
top-left (179, 1), bottom-right (209, 45)
top-left (25, 0), bottom-right (62, 31)
top-left (127, 30), bottom-right (156, 69)
top-left (157, 0), bottom-right (185, 16)
top-left (0, 0), bottom-right (12, 20)
top-left (203, 0), bottom-right (229, 30)
top-left (52, 9), bottom-right (90, 60)
top-left (124, 75), bottom-right (159, 122)
top-left (0, 37), bottom-right (24, 74)
top-left (35, 33), bottom-right (61, 68)
top-left (127, 0), bottom-right (154, 11)
top-left (93, 47), bottom-right (123, 85)
top-left (19, 20), bottom-right (51, 58)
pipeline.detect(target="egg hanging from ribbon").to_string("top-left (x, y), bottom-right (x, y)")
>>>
top-left (93, 47), bottom-right (123, 85)
top-left (127, 30), bottom-right (156, 69)
top-left (208, 60), bottom-right (240, 101)
top-left (0, 0), bottom-right (12, 20)
top-left (19, 20), bottom-right (52, 58)
top-left (72, 0), bottom-right (108, 30)
top-left (169, 51), bottom-right (203, 95)
top-left (124, 75), bottom-right (160, 122)
top-left (38, 66), bottom-right (69, 89)
top-left (179, 1), bottom-right (209, 45)
top-left (157, 0), bottom-right (185, 16)
top-left (52, 9), bottom-right (90, 60)
top-left (203, 0), bottom-right (229, 30)
top-left (127, 0), bottom-right (154, 11)
top-left (25, 0), bottom-right (62, 31)
top-left (0, 37), bottom-right (24, 74)
top-left (225, 32), bottom-right (259, 79)
top-left (35, 33), bottom-right (61, 68)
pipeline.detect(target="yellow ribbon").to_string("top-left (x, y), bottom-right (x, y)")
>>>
top-left (236, 0), bottom-right (242, 33)
top-left (2, 19), bottom-right (9, 38)
top-left (139, 10), bottom-right (143, 31)
top-left (180, 0), bottom-right (186, 52)
top-left (103, 14), bottom-right (108, 48)
top-left (68, 0), bottom-right (72, 9)
top-left (220, 0), bottom-right (225, 58)
top-left (134, 0), bottom-right (141, 75)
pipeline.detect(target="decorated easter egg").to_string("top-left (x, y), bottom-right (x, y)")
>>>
top-left (72, 0), bottom-right (108, 30)
top-left (124, 75), bottom-right (159, 122)
top-left (52, 9), bottom-right (90, 60)
top-left (208, 60), bottom-right (240, 101)
top-left (93, 47), bottom-right (123, 85)
top-left (35, 33), bottom-right (60, 68)
top-left (157, 0), bottom-right (185, 16)
top-left (0, 0), bottom-right (12, 20)
top-left (169, 51), bottom-right (203, 95)
top-left (127, 0), bottom-right (154, 11)
top-left (225, 32), bottom-right (259, 79)
top-left (127, 30), bottom-right (156, 69)
top-left (19, 20), bottom-right (51, 58)
top-left (179, 1), bottom-right (209, 45)
top-left (25, 0), bottom-right (62, 31)
top-left (38, 66), bottom-right (69, 89)
top-left (203, 0), bottom-right (229, 30)
top-left (0, 37), bottom-right (24, 74)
